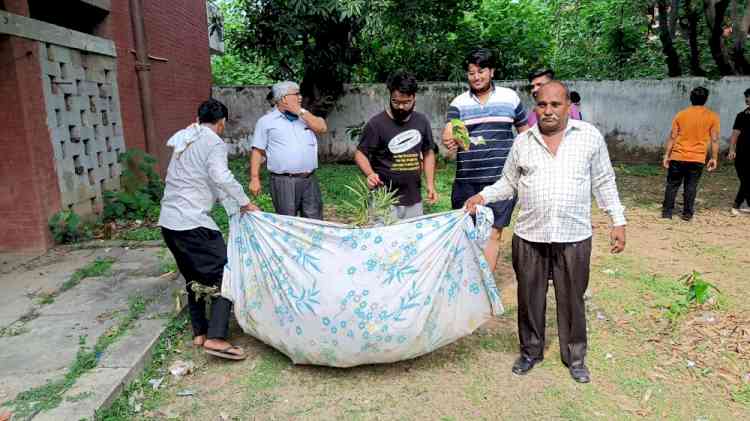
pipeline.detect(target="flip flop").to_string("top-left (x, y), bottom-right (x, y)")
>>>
top-left (204, 345), bottom-right (246, 360)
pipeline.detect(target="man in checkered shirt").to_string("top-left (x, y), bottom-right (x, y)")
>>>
top-left (465, 81), bottom-right (627, 383)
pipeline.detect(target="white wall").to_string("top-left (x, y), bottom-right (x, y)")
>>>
top-left (214, 77), bottom-right (750, 163)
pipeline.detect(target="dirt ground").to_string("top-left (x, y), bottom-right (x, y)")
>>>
top-left (135, 165), bottom-right (750, 420)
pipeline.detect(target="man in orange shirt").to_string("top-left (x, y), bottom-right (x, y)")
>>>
top-left (661, 86), bottom-right (720, 221)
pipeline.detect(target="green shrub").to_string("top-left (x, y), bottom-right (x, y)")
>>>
top-left (48, 210), bottom-right (92, 244)
top-left (103, 149), bottom-right (163, 222)
top-left (211, 53), bottom-right (274, 86)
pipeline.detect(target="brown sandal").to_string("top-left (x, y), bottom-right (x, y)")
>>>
top-left (204, 345), bottom-right (246, 360)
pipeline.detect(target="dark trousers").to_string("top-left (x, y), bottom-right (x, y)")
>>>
top-left (269, 173), bottom-right (323, 219)
top-left (662, 160), bottom-right (704, 217)
top-left (161, 227), bottom-right (232, 340)
top-left (735, 159), bottom-right (750, 208)
top-left (512, 235), bottom-right (592, 367)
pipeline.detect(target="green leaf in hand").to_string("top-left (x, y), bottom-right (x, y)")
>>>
top-left (451, 119), bottom-right (471, 150)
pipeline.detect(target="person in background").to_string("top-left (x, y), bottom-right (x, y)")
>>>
top-left (661, 86), bottom-right (720, 221)
top-left (570, 91), bottom-right (583, 120)
top-left (728, 88), bottom-right (750, 216)
top-left (526, 69), bottom-right (582, 126)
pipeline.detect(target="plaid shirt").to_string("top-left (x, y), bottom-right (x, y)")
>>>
top-left (479, 119), bottom-right (626, 243)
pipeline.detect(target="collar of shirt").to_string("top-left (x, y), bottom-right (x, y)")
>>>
top-left (527, 119), bottom-right (583, 152)
top-left (201, 124), bottom-right (223, 144)
top-left (468, 82), bottom-right (496, 104)
top-left (270, 107), bottom-right (310, 126)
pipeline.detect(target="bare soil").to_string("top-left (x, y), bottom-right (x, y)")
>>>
top-left (141, 166), bottom-right (750, 420)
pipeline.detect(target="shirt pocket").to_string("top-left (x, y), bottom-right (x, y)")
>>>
top-left (304, 128), bottom-right (317, 147)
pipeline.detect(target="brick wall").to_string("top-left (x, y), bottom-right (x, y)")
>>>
top-left (0, 37), bottom-right (62, 251)
top-left (0, 0), bottom-right (212, 251)
top-left (108, 0), bottom-right (212, 174)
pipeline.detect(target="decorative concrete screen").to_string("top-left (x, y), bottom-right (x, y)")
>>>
top-left (39, 42), bottom-right (125, 216)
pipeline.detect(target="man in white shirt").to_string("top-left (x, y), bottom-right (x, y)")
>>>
top-left (465, 81), bottom-right (626, 383)
top-left (159, 99), bottom-right (258, 360)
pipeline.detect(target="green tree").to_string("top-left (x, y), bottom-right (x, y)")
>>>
top-left (356, 0), bottom-right (478, 82)
top-left (229, 0), bottom-right (385, 116)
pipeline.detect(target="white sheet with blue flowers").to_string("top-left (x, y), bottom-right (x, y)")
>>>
top-left (221, 206), bottom-right (503, 367)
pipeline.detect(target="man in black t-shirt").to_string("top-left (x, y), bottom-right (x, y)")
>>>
top-left (354, 70), bottom-right (438, 219)
top-left (729, 88), bottom-right (750, 215)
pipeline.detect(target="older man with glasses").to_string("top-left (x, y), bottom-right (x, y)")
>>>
top-left (250, 81), bottom-right (328, 219)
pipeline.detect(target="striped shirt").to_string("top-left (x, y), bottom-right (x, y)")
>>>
top-left (446, 86), bottom-right (528, 183)
top-left (479, 120), bottom-right (626, 243)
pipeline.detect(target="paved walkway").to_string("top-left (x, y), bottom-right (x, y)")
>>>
top-left (0, 244), bottom-right (183, 420)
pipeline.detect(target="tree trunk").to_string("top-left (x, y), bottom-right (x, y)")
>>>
top-left (669, 0), bottom-right (681, 38)
top-left (684, 0), bottom-right (707, 75)
top-left (704, 0), bottom-right (736, 75)
top-left (300, 19), bottom-right (362, 117)
top-left (658, 0), bottom-right (683, 76)
top-left (731, 0), bottom-right (750, 74)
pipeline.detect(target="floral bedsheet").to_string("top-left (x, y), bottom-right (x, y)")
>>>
top-left (222, 206), bottom-right (503, 367)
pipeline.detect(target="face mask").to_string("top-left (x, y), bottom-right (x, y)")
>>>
top-left (283, 111), bottom-right (299, 121)
top-left (390, 105), bottom-right (413, 123)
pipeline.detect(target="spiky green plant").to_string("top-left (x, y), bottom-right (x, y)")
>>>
top-left (342, 177), bottom-right (399, 227)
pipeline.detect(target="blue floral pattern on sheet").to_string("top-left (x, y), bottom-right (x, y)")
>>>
top-left (222, 206), bottom-right (503, 367)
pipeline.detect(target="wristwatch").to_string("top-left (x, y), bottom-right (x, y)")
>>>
top-left (299, 108), bottom-right (308, 117)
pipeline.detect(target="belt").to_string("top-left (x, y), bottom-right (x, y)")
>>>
top-left (270, 171), bottom-right (315, 178)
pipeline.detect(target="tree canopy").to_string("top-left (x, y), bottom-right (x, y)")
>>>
top-left (211, 0), bottom-right (750, 113)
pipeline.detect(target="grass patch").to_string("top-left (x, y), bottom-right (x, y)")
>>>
top-left (60, 257), bottom-right (115, 293)
top-left (157, 248), bottom-right (177, 275)
top-left (119, 226), bottom-right (161, 241)
top-left (36, 292), bottom-right (55, 305)
top-left (245, 351), bottom-right (289, 391)
top-left (2, 295), bottom-right (150, 418)
top-left (732, 384), bottom-right (750, 406)
top-left (0, 324), bottom-right (29, 337)
top-left (615, 163), bottom-right (662, 177)
top-left (478, 331), bottom-right (516, 353)
top-left (95, 313), bottom-right (190, 421)
top-left (240, 351), bottom-right (290, 411)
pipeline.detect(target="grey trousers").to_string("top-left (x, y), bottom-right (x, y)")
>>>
top-left (390, 202), bottom-right (423, 220)
top-left (269, 173), bottom-right (323, 219)
top-left (512, 234), bottom-right (592, 367)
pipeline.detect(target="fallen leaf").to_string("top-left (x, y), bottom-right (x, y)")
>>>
top-left (641, 388), bottom-right (653, 404)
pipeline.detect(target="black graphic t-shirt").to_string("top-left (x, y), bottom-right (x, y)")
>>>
top-left (357, 111), bottom-right (436, 206)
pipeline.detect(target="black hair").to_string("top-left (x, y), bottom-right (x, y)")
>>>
top-left (690, 86), bottom-right (709, 106)
top-left (386, 70), bottom-right (418, 96)
top-left (570, 91), bottom-right (581, 103)
top-left (463, 48), bottom-right (495, 71)
top-left (198, 98), bottom-right (229, 124)
top-left (528, 68), bottom-right (554, 82)
top-left (744, 88), bottom-right (750, 97)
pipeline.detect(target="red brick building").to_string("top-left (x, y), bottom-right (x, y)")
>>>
top-left (0, 0), bottom-right (215, 252)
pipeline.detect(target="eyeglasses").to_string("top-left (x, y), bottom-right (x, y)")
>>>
top-left (390, 98), bottom-right (415, 109)
top-left (285, 92), bottom-right (301, 98)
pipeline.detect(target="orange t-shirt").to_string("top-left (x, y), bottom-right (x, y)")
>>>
top-left (670, 106), bottom-right (720, 163)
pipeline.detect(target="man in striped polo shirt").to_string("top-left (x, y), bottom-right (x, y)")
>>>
top-left (442, 48), bottom-right (529, 273)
